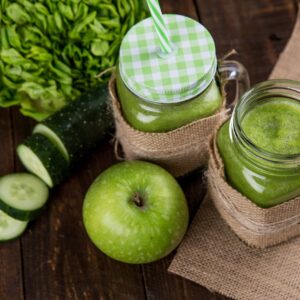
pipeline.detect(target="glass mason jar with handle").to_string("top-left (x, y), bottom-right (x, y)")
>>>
top-left (217, 79), bottom-right (300, 208)
top-left (116, 15), bottom-right (249, 133)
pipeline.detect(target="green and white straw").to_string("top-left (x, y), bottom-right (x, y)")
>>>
top-left (146, 0), bottom-right (173, 54)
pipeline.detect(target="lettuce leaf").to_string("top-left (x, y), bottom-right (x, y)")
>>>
top-left (0, 0), bottom-right (148, 120)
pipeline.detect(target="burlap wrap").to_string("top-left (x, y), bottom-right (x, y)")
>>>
top-left (208, 120), bottom-right (300, 248)
top-left (109, 76), bottom-right (228, 177)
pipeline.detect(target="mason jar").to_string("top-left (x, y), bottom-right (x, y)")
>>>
top-left (116, 15), bottom-right (249, 133)
top-left (217, 79), bottom-right (300, 208)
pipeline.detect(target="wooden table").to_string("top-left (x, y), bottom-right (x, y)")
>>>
top-left (0, 1), bottom-right (298, 299)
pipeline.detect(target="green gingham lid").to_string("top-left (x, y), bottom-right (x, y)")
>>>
top-left (119, 14), bottom-right (217, 104)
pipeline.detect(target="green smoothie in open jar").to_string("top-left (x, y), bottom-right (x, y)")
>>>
top-left (217, 80), bottom-right (300, 208)
top-left (116, 14), bottom-right (249, 132)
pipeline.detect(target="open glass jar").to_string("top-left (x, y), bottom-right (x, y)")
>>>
top-left (217, 79), bottom-right (300, 208)
top-left (116, 15), bottom-right (249, 133)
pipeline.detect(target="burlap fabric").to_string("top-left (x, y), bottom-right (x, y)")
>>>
top-left (109, 76), bottom-right (228, 177)
top-left (169, 196), bottom-right (300, 300)
top-left (208, 121), bottom-right (300, 248)
top-left (169, 6), bottom-right (300, 300)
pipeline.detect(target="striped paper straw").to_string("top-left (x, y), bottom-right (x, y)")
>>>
top-left (146, 0), bottom-right (173, 54)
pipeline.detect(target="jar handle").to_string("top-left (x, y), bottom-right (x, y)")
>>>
top-left (218, 60), bottom-right (250, 110)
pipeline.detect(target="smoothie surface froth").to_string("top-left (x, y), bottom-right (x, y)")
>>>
top-left (241, 98), bottom-right (300, 155)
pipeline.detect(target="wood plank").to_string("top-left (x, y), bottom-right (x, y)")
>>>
top-left (196, 0), bottom-right (297, 84)
top-left (10, 109), bottom-right (146, 300)
top-left (162, 0), bottom-right (199, 20)
top-left (0, 108), bottom-right (24, 300)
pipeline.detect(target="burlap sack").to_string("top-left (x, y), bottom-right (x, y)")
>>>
top-left (208, 120), bottom-right (300, 248)
top-left (109, 76), bottom-right (228, 177)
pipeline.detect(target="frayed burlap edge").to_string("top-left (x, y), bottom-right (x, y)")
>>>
top-left (207, 119), bottom-right (300, 248)
top-left (109, 75), bottom-right (229, 177)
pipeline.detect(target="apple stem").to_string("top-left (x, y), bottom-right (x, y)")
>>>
top-left (133, 193), bottom-right (144, 207)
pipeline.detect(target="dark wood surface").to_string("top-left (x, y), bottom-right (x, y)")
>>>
top-left (0, 1), bottom-right (298, 299)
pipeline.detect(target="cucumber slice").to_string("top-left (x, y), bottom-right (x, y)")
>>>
top-left (33, 124), bottom-right (69, 162)
top-left (33, 85), bottom-right (113, 165)
top-left (17, 134), bottom-right (69, 187)
top-left (0, 209), bottom-right (28, 242)
top-left (0, 173), bottom-right (49, 221)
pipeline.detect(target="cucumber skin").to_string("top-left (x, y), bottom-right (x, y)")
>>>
top-left (36, 85), bottom-right (113, 164)
top-left (19, 134), bottom-right (69, 187)
top-left (0, 198), bottom-right (42, 221)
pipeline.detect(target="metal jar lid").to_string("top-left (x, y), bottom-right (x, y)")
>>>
top-left (119, 14), bottom-right (217, 104)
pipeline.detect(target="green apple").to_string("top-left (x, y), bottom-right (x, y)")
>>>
top-left (82, 160), bottom-right (189, 264)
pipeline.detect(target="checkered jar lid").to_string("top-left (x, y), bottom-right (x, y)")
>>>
top-left (119, 14), bottom-right (217, 104)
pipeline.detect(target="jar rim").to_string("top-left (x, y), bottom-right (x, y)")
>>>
top-left (230, 79), bottom-right (300, 172)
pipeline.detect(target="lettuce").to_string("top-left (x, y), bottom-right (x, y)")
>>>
top-left (0, 0), bottom-right (147, 120)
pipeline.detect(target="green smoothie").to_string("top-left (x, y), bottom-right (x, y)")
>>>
top-left (116, 69), bottom-right (222, 132)
top-left (217, 98), bottom-right (300, 208)
top-left (242, 99), bottom-right (300, 154)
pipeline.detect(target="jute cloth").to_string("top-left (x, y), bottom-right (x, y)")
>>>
top-left (169, 196), bottom-right (300, 300)
top-left (169, 6), bottom-right (300, 300)
top-left (208, 122), bottom-right (300, 248)
top-left (109, 76), bottom-right (228, 177)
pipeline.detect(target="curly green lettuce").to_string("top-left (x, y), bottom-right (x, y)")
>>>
top-left (0, 0), bottom-right (147, 120)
